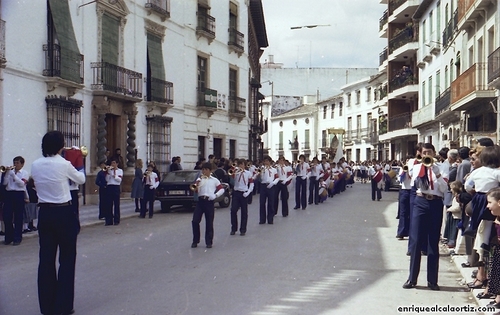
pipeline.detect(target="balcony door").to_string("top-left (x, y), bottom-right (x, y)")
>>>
top-left (105, 113), bottom-right (121, 160)
top-left (213, 137), bottom-right (223, 159)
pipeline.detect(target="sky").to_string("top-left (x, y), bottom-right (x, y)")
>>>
top-left (259, 0), bottom-right (387, 69)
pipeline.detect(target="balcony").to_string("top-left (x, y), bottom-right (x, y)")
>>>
top-left (457, 0), bottom-right (492, 31)
top-left (229, 96), bottom-right (246, 122)
top-left (388, 25), bottom-right (418, 57)
top-left (379, 112), bottom-right (418, 142)
top-left (301, 142), bottom-right (311, 151)
top-left (442, 9), bottom-right (458, 49)
top-left (145, 0), bottom-right (170, 21)
top-left (388, 69), bottom-right (418, 99)
top-left (145, 77), bottom-right (174, 114)
top-left (388, 0), bottom-right (419, 22)
top-left (43, 43), bottom-right (84, 96)
top-left (488, 47), bottom-right (500, 89)
top-left (197, 88), bottom-right (217, 117)
top-left (196, 11), bottom-right (216, 42)
top-left (275, 144), bottom-right (284, 155)
top-left (91, 62), bottom-right (142, 101)
top-left (289, 141), bottom-right (299, 151)
top-left (379, 47), bottom-right (388, 66)
top-left (228, 27), bottom-right (244, 55)
top-left (412, 105), bottom-right (434, 128)
top-left (0, 19), bottom-right (5, 68)
top-left (379, 10), bottom-right (388, 38)
top-left (450, 62), bottom-right (497, 112)
top-left (435, 88), bottom-right (459, 124)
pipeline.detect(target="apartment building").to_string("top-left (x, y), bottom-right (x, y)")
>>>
top-left (0, 0), bottom-right (268, 203)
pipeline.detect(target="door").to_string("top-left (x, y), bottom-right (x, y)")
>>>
top-left (213, 138), bottom-right (223, 159)
top-left (198, 136), bottom-right (205, 161)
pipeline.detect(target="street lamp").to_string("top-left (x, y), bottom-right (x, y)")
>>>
top-left (261, 80), bottom-right (273, 107)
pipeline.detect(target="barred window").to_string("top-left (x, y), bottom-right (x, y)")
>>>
top-left (146, 115), bottom-right (172, 175)
top-left (46, 96), bottom-right (82, 147)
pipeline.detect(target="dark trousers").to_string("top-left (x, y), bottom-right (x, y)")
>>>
top-left (397, 189), bottom-right (411, 237)
top-left (260, 185), bottom-right (276, 224)
top-left (274, 183), bottom-right (289, 216)
top-left (371, 179), bottom-right (382, 201)
top-left (192, 198), bottom-right (215, 245)
top-left (38, 204), bottom-right (79, 315)
top-left (141, 186), bottom-right (156, 218)
top-left (3, 190), bottom-right (24, 243)
top-left (106, 185), bottom-right (120, 225)
top-left (308, 176), bottom-right (319, 204)
top-left (295, 177), bottom-right (307, 209)
top-left (407, 187), bottom-right (427, 253)
top-left (408, 195), bottom-right (443, 285)
top-left (98, 187), bottom-right (108, 219)
top-left (231, 191), bottom-right (248, 233)
top-left (70, 190), bottom-right (80, 234)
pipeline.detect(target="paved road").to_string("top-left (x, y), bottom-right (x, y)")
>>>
top-left (0, 183), bottom-right (482, 315)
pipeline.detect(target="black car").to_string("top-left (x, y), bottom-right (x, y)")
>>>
top-left (155, 170), bottom-right (231, 212)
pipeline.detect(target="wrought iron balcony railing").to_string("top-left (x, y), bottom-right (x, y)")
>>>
top-left (228, 27), bottom-right (244, 52)
top-left (442, 9), bottom-right (458, 49)
top-left (379, 10), bottom-right (388, 31)
top-left (379, 47), bottom-right (388, 66)
top-left (389, 25), bottom-right (417, 54)
top-left (388, 112), bottom-right (412, 132)
top-left (145, 0), bottom-right (170, 18)
top-left (435, 88), bottom-right (451, 116)
top-left (488, 47), bottom-right (500, 84)
top-left (197, 12), bottom-right (216, 38)
top-left (43, 43), bottom-right (84, 84)
top-left (229, 96), bottom-right (246, 115)
top-left (389, 0), bottom-right (407, 14)
top-left (90, 62), bottom-right (142, 98)
top-left (146, 77), bottom-right (173, 104)
top-left (389, 72), bottom-right (417, 93)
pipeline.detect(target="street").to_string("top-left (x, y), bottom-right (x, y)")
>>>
top-left (0, 183), bottom-right (479, 315)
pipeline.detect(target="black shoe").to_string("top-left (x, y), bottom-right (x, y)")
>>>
top-left (308, 202), bottom-right (313, 205)
top-left (403, 280), bottom-right (416, 289)
top-left (427, 282), bottom-right (440, 291)
top-left (138, 215), bottom-right (145, 218)
top-left (206, 244), bottom-right (212, 248)
top-left (240, 232), bottom-right (246, 236)
top-left (114, 222), bottom-right (120, 226)
top-left (135, 208), bottom-right (140, 213)
top-left (259, 222), bottom-right (265, 224)
top-left (3, 240), bottom-right (12, 245)
top-left (476, 292), bottom-right (494, 299)
top-left (396, 235), bottom-right (404, 240)
top-left (293, 207), bottom-right (300, 210)
top-left (283, 215), bottom-right (288, 217)
top-left (0, 231), bottom-right (4, 236)
top-left (230, 231), bottom-right (236, 235)
top-left (12, 241), bottom-right (21, 246)
top-left (406, 251), bottom-right (411, 256)
top-left (302, 207), bottom-right (306, 210)
top-left (421, 251), bottom-right (427, 256)
top-left (104, 223), bottom-right (113, 226)
top-left (268, 222), bottom-right (273, 224)
top-left (149, 216), bottom-right (153, 219)
top-left (22, 229), bottom-right (31, 234)
top-left (191, 243), bottom-right (197, 248)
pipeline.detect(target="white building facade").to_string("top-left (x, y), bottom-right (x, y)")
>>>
top-left (0, 0), bottom-right (268, 202)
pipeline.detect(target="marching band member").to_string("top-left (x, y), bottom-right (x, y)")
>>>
top-left (259, 156), bottom-right (279, 224)
top-left (229, 159), bottom-right (254, 235)
top-left (95, 162), bottom-right (108, 221)
top-left (247, 159), bottom-right (257, 204)
top-left (191, 163), bottom-right (225, 248)
top-left (105, 159), bottom-right (123, 226)
top-left (273, 156), bottom-right (293, 217)
top-left (140, 164), bottom-right (159, 219)
top-left (369, 161), bottom-right (383, 201)
top-left (2, 156), bottom-right (28, 246)
top-left (406, 143), bottom-right (424, 256)
top-left (403, 143), bottom-right (448, 291)
top-left (294, 154), bottom-right (310, 210)
top-left (308, 157), bottom-right (322, 205)
top-left (397, 157), bottom-right (412, 240)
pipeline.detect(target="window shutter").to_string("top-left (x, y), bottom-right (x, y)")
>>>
top-left (48, 0), bottom-right (82, 83)
top-left (230, 2), bottom-right (238, 16)
top-left (147, 33), bottom-right (165, 80)
top-left (101, 13), bottom-right (119, 65)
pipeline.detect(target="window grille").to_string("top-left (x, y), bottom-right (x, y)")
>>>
top-left (46, 96), bottom-right (82, 147)
top-left (146, 115), bottom-right (172, 175)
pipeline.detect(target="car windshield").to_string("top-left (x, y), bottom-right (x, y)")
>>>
top-left (162, 171), bottom-right (199, 183)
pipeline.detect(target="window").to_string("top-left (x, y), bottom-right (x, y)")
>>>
top-left (278, 131), bottom-right (283, 150)
top-left (429, 11), bottom-right (433, 40)
top-left (197, 55), bottom-right (208, 106)
top-left (367, 113), bottom-right (372, 130)
top-left (229, 67), bottom-right (237, 98)
top-left (422, 20), bottom-right (426, 45)
top-left (197, 2), bottom-right (215, 38)
top-left (146, 32), bottom-right (171, 103)
top-left (228, 2), bottom-right (244, 52)
top-left (428, 76), bottom-right (432, 105)
top-left (45, 0), bottom-right (83, 83)
top-left (435, 70), bottom-right (440, 98)
top-left (146, 115), bottom-right (172, 175)
top-left (323, 106), bottom-right (327, 119)
top-left (436, 3), bottom-right (441, 35)
top-left (366, 87), bottom-right (371, 102)
top-left (304, 129), bottom-right (310, 149)
top-left (356, 115), bottom-right (362, 135)
top-left (422, 81), bottom-right (426, 106)
top-left (145, 0), bottom-right (171, 20)
top-left (444, 66), bottom-right (449, 88)
top-left (229, 139), bottom-right (236, 159)
top-left (46, 96), bottom-right (82, 147)
top-left (331, 104), bottom-right (335, 118)
top-left (347, 94), bottom-right (351, 106)
top-left (347, 117), bottom-right (352, 132)
top-left (102, 13), bottom-right (120, 65)
top-left (355, 90), bottom-right (360, 105)
top-left (339, 102), bottom-right (343, 116)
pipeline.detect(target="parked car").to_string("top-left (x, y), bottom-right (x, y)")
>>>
top-left (389, 166), bottom-right (402, 190)
top-left (155, 170), bottom-right (231, 212)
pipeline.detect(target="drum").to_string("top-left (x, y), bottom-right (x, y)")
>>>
top-left (328, 181), bottom-right (334, 190)
top-left (319, 187), bottom-right (327, 197)
top-left (388, 170), bottom-right (397, 178)
top-left (372, 171), bottom-right (383, 183)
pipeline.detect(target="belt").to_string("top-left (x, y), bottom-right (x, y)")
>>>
top-left (199, 196), bottom-right (211, 200)
top-left (39, 201), bottom-right (71, 207)
top-left (417, 192), bottom-right (442, 200)
top-left (234, 190), bottom-right (246, 193)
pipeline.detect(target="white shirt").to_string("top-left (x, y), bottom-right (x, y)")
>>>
top-left (233, 170), bottom-right (254, 193)
top-left (413, 164), bottom-right (448, 196)
top-left (144, 171), bottom-right (159, 189)
top-left (106, 168), bottom-right (123, 185)
top-left (276, 164), bottom-right (293, 183)
top-left (197, 175), bottom-right (224, 199)
top-left (398, 166), bottom-right (412, 190)
top-left (260, 167), bottom-right (279, 185)
top-left (465, 166), bottom-right (500, 193)
top-left (31, 155), bottom-right (85, 203)
top-left (296, 162), bottom-right (310, 178)
top-left (310, 164), bottom-right (323, 178)
top-left (3, 168), bottom-right (29, 192)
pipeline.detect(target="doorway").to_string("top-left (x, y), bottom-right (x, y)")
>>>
top-left (105, 114), bottom-right (120, 156)
top-left (198, 136), bottom-right (205, 161)
top-left (213, 137), bottom-right (223, 159)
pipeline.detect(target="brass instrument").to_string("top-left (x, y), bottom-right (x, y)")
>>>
top-left (232, 163), bottom-right (237, 168)
top-left (189, 183), bottom-right (198, 191)
top-left (421, 155), bottom-right (436, 167)
top-left (0, 165), bottom-right (14, 173)
top-left (228, 168), bottom-right (235, 176)
top-left (246, 162), bottom-right (252, 168)
top-left (143, 170), bottom-right (151, 177)
top-left (402, 165), bottom-right (409, 172)
top-left (415, 154), bottom-right (422, 163)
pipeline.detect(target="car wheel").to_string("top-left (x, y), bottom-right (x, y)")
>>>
top-left (160, 202), bottom-right (171, 213)
top-left (219, 194), bottom-right (231, 208)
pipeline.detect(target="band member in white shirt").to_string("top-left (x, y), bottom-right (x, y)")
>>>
top-left (191, 163), bottom-right (225, 248)
top-left (259, 156), bottom-right (279, 224)
top-left (308, 157), bottom-right (322, 205)
top-left (369, 163), bottom-right (383, 201)
top-left (105, 158), bottom-right (123, 226)
top-left (2, 156), bottom-right (29, 245)
top-left (273, 156), bottom-right (293, 217)
top-left (31, 131), bottom-right (85, 315)
top-left (229, 159), bottom-right (254, 235)
top-left (294, 154), bottom-right (309, 210)
top-left (140, 164), bottom-right (159, 219)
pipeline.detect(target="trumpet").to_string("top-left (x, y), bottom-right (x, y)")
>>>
top-left (231, 163), bottom-right (237, 168)
top-left (246, 162), bottom-right (252, 168)
top-left (0, 165), bottom-right (13, 173)
top-left (402, 165), bottom-right (409, 172)
top-left (189, 183), bottom-right (198, 191)
top-left (421, 155), bottom-right (436, 167)
top-left (228, 167), bottom-right (241, 176)
top-left (143, 170), bottom-right (151, 177)
top-left (415, 154), bottom-right (422, 163)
